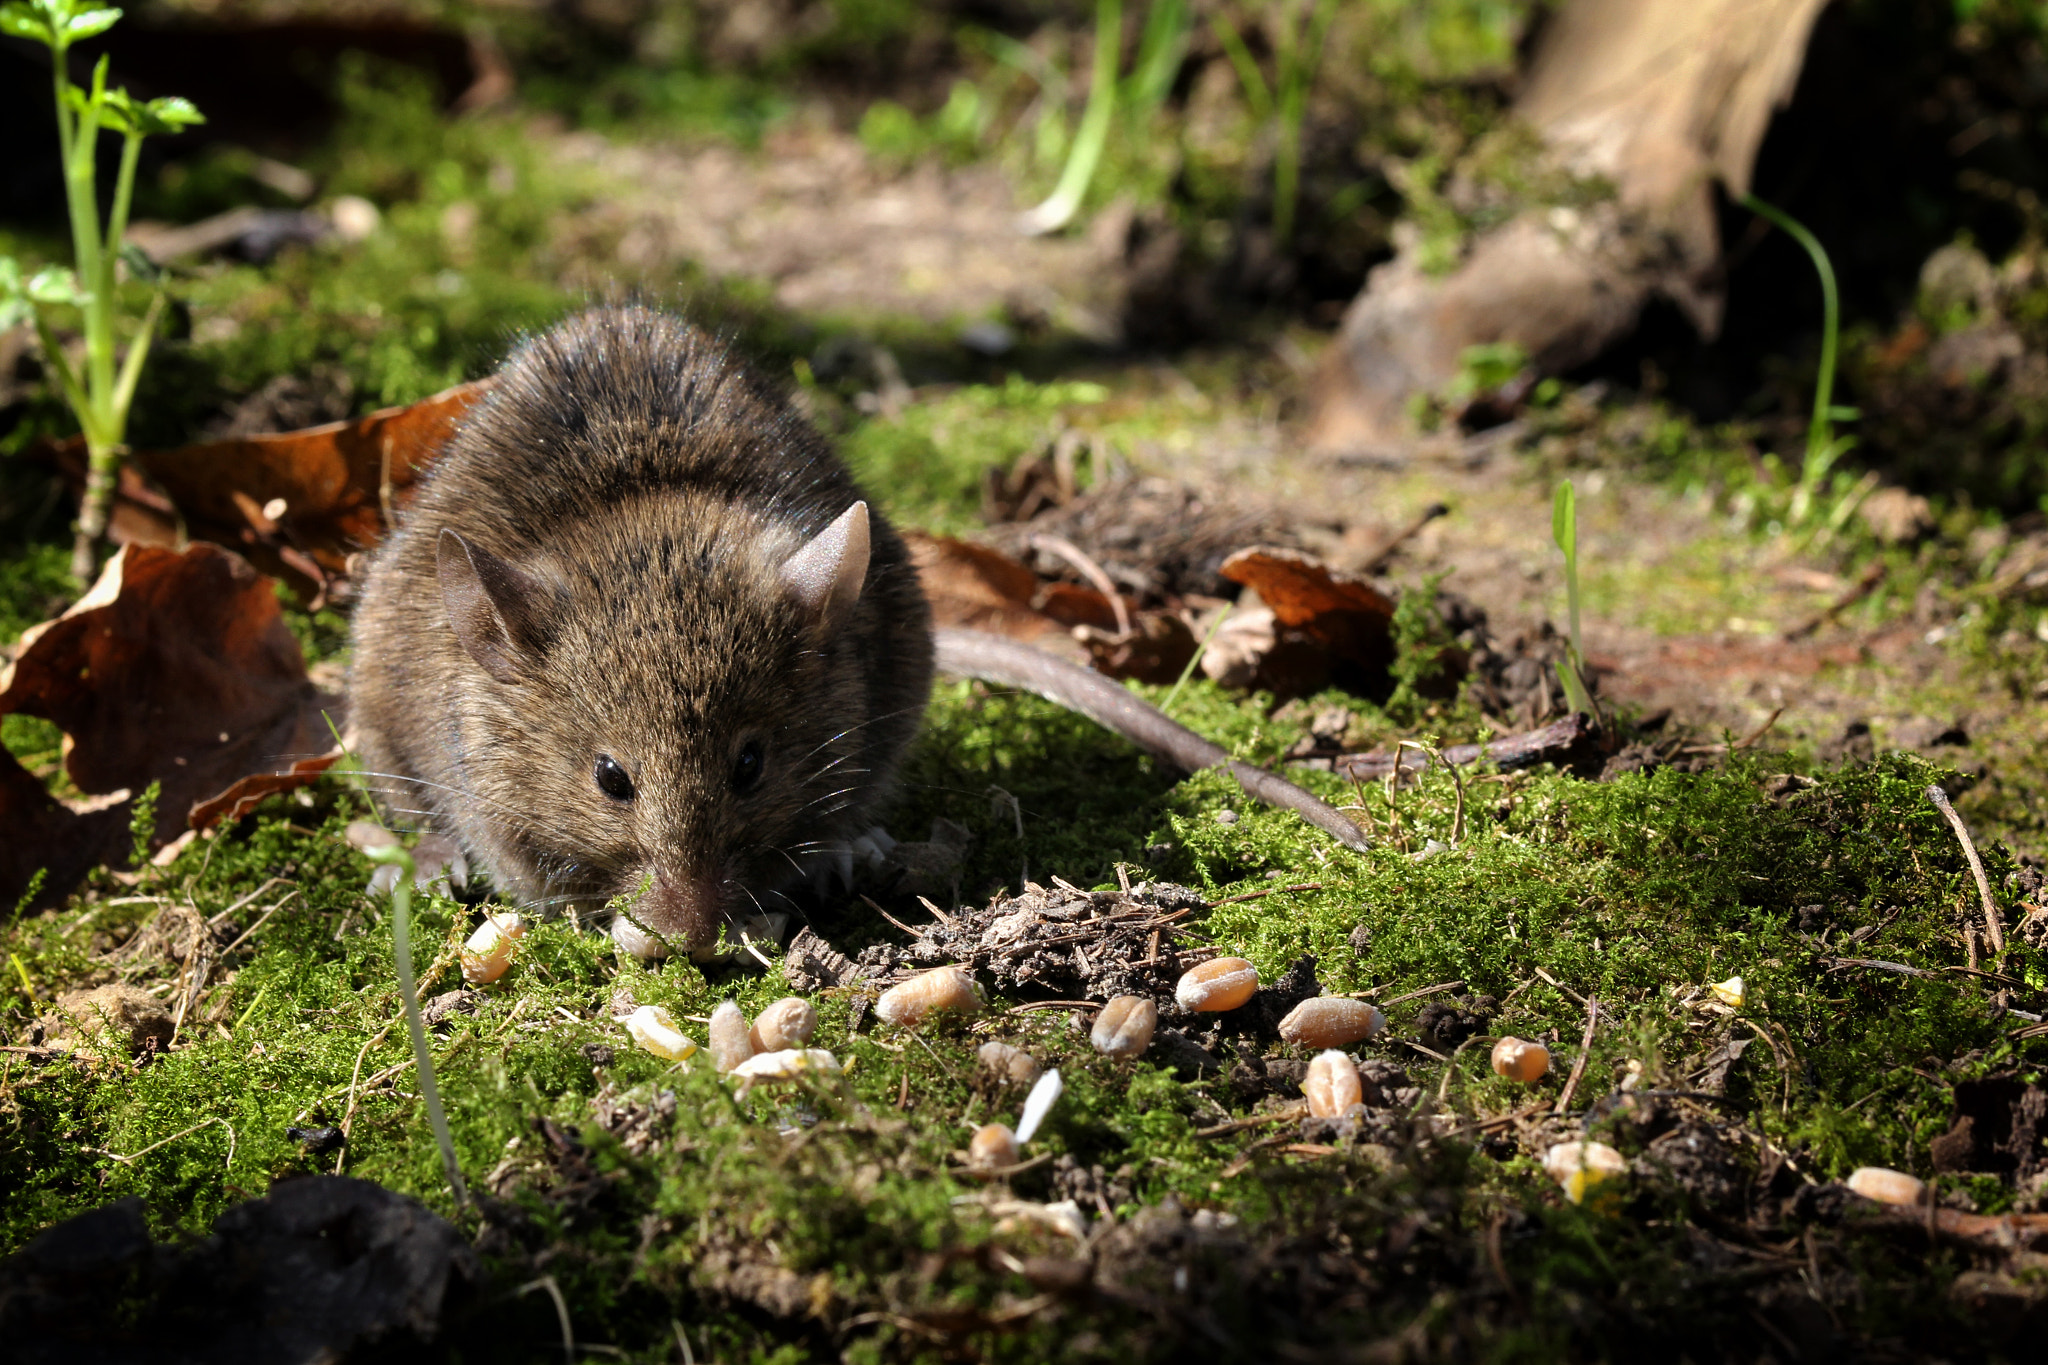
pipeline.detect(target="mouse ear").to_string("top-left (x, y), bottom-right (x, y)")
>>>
top-left (437, 529), bottom-right (550, 684)
top-left (778, 500), bottom-right (870, 632)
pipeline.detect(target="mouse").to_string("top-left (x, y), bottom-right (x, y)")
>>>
top-left (347, 306), bottom-right (1366, 960)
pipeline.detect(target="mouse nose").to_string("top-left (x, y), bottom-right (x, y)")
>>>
top-left (636, 867), bottom-right (727, 955)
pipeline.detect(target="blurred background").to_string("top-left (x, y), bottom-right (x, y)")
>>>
top-left (0, 1), bottom-right (2045, 508)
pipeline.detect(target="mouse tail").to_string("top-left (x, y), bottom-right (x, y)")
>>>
top-left (933, 627), bottom-right (1370, 853)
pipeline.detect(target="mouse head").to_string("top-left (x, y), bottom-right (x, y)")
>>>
top-left (433, 499), bottom-right (880, 957)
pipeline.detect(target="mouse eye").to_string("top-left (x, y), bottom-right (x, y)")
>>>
top-left (593, 754), bottom-right (635, 802)
top-left (731, 740), bottom-right (765, 795)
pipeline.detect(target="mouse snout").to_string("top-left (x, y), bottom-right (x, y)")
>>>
top-left (634, 866), bottom-right (728, 954)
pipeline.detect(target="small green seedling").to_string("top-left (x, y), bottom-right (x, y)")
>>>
top-left (1739, 193), bottom-right (1859, 528)
top-left (1016, 0), bottom-right (1192, 235)
top-left (1551, 480), bottom-right (1598, 719)
top-left (358, 840), bottom-right (468, 1207)
top-left (0, 0), bottom-right (203, 586)
top-left (1212, 0), bottom-right (1341, 246)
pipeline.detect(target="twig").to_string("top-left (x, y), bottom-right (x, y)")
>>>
top-left (89, 1115), bottom-right (234, 1171)
top-left (206, 877), bottom-right (292, 929)
top-left (517, 1276), bottom-right (576, 1365)
top-left (335, 1023), bottom-right (396, 1172)
top-left (1379, 979), bottom-right (1466, 1009)
top-left (1927, 785), bottom-right (2004, 954)
top-left (1825, 956), bottom-right (1934, 978)
top-left (1028, 532), bottom-right (1131, 639)
top-left (1196, 1104), bottom-right (1307, 1139)
top-left (861, 894), bottom-right (928, 939)
top-left (1552, 997), bottom-right (1599, 1115)
top-left (1210, 882), bottom-right (1323, 906)
top-left (1357, 502), bottom-right (1448, 575)
top-left (1532, 967), bottom-right (1590, 1007)
top-left (217, 889), bottom-right (298, 957)
top-left (1781, 560), bottom-right (1885, 642)
top-left (1730, 706), bottom-right (1785, 752)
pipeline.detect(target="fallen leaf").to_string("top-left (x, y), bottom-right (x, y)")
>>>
top-left (907, 532), bottom-right (1130, 662)
top-left (141, 380), bottom-right (490, 586)
top-left (1216, 546), bottom-right (1402, 698)
top-left (41, 380), bottom-right (489, 598)
top-left (0, 543), bottom-right (342, 907)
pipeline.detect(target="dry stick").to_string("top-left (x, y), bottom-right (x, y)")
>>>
top-left (1196, 1104), bottom-right (1308, 1139)
top-left (1378, 979), bottom-right (1467, 1009)
top-left (1210, 882), bottom-right (1323, 906)
top-left (517, 1275), bottom-right (576, 1365)
top-left (1730, 706), bottom-right (1786, 753)
top-left (335, 1023), bottom-right (396, 1173)
top-left (206, 876), bottom-right (292, 929)
top-left (1552, 997), bottom-right (1600, 1116)
top-left (1358, 502), bottom-right (1449, 575)
top-left (217, 890), bottom-right (297, 958)
top-left (1781, 560), bottom-right (1885, 642)
top-left (1927, 785), bottom-right (2005, 954)
top-left (90, 1115), bottom-right (235, 1171)
top-left (1532, 966), bottom-right (1591, 1008)
top-left (1028, 531), bottom-right (1131, 639)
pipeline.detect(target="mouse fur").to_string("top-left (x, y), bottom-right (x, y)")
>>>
top-left (347, 306), bottom-right (933, 957)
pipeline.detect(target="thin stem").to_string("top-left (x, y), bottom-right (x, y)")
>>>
top-left (110, 290), bottom-right (165, 430)
top-left (1740, 194), bottom-right (1842, 484)
top-left (362, 844), bottom-right (469, 1207)
top-left (1210, 13), bottom-right (1272, 122)
top-left (106, 129), bottom-right (142, 274)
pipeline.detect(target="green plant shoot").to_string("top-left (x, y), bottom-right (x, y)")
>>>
top-left (1212, 0), bottom-right (1340, 246)
top-left (0, 0), bottom-right (203, 586)
top-left (1018, 0), bottom-right (1123, 235)
top-left (1017, 0), bottom-right (1192, 235)
top-left (1739, 193), bottom-right (1859, 526)
top-left (359, 841), bottom-right (468, 1207)
top-left (1551, 480), bottom-right (1598, 719)
top-left (126, 778), bottom-right (159, 868)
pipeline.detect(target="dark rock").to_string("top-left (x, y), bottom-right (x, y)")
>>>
top-left (0, 1176), bottom-right (477, 1364)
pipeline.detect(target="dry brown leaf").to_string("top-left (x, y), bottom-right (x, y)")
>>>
top-left (141, 380), bottom-right (490, 585)
top-left (907, 532), bottom-right (1089, 660)
top-left (43, 380), bottom-right (489, 598)
top-left (0, 543), bottom-right (342, 907)
top-left (1214, 547), bottom-right (1399, 698)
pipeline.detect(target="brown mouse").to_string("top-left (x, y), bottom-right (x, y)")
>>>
top-left (348, 306), bottom-right (1364, 959)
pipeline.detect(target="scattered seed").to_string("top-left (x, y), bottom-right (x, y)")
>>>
top-left (750, 996), bottom-right (819, 1052)
top-left (875, 966), bottom-right (980, 1026)
top-left (1489, 1037), bottom-right (1551, 1083)
top-left (459, 913), bottom-right (525, 985)
top-left (624, 1005), bottom-right (696, 1062)
top-left (1176, 957), bottom-right (1258, 1013)
top-left (1303, 1050), bottom-right (1363, 1117)
top-left (1090, 995), bottom-right (1158, 1059)
top-left (1015, 1068), bottom-right (1063, 1145)
top-left (1278, 997), bottom-right (1385, 1048)
top-left (969, 1122), bottom-right (1019, 1169)
top-left (707, 1000), bottom-right (754, 1073)
top-left (978, 1041), bottom-right (1042, 1085)
top-left (1709, 975), bottom-right (1746, 1009)
top-left (1542, 1140), bottom-right (1627, 1205)
top-left (729, 1048), bottom-right (842, 1083)
top-left (1846, 1165), bottom-right (1926, 1207)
